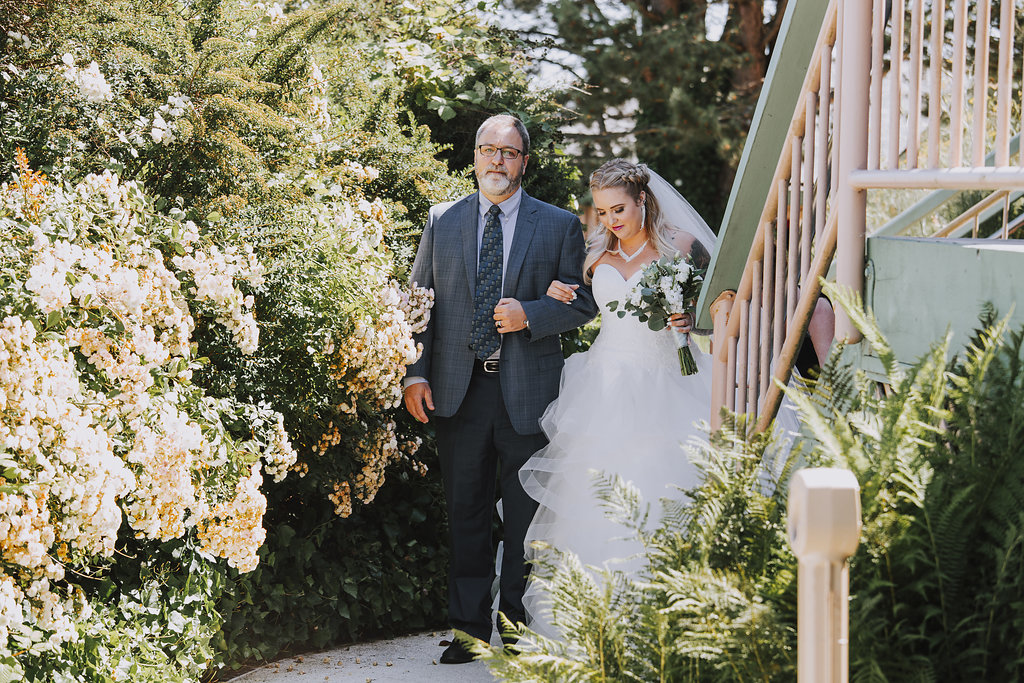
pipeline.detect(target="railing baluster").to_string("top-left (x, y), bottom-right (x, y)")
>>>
top-left (973, 0), bottom-right (992, 166)
top-left (1003, 191), bottom-right (1011, 240)
top-left (736, 297), bottom-right (750, 418)
top-left (951, 0), bottom-right (968, 166)
top-left (835, 0), bottom-right (872, 343)
top-left (889, 0), bottom-right (906, 169)
top-left (788, 139), bottom-right (802, 324)
top-left (760, 229), bottom-right (775, 400)
top-left (726, 334), bottom-right (738, 414)
top-left (817, 44), bottom-right (832, 239)
top-left (907, 0), bottom-right (925, 168)
top-left (996, 0), bottom-right (1014, 166)
top-left (774, 190), bottom-right (789, 359)
top-left (833, 1), bottom-right (845, 184)
top-left (869, 0), bottom-right (886, 169)
top-left (710, 293), bottom-right (734, 432)
top-left (803, 94), bottom-right (816, 281)
top-left (749, 260), bottom-right (763, 416)
top-left (928, 0), bottom-right (946, 168)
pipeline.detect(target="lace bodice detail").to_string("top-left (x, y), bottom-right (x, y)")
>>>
top-left (589, 263), bottom-right (678, 366)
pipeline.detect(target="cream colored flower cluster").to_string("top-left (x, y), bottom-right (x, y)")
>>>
top-left (0, 316), bottom-right (125, 653)
top-left (0, 316), bottom-right (131, 560)
top-left (320, 418), bottom-right (425, 518)
top-left (196, 462), bottom-right (268, 572)
top-left (399, 282), bottom-right (434, 335)
top-left (172, 244), bottom-right (265, 355)
top-left (308, 59), bottom-right (331, 132)
top-left (0, 162), bottom-right (299, 658)
top-left (340, 160), bottom-right (380, 184)
top-left (329, 280), bottom-right (431, 413)
top-left (124, 408), bottom-right (206, 542)
top-left (263, 413), bottom-right (298, 483)
top-left (295, 194), bottom-right (435, 517)
top-left (60, 53), bottom-right (112, 103)
top-left (327, 480), bottom-right (352, 518)
top-left (326, 419), bottom-right (406, 518)
top-left (350, 419), bottom-right (400, 507)
top-left (150, 94), bottom-right (193, 146)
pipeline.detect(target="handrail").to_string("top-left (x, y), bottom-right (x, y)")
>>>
top-left (873, 136), bottom-right (1022, 237)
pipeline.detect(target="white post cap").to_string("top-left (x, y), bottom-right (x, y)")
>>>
top-left (788, 468), bottom-right (862, 561)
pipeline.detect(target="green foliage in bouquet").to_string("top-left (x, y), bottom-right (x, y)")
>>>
top-left (607, 255), bottom-right (706, 375)
top-left (483, 283), bottom-right (1024, 682)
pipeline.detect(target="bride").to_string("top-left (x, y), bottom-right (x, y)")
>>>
top-left (518, 158), bottom-right (716, 635)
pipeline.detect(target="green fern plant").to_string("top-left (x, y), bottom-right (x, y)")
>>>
top-left (477, 423), bottom-right (798, 683)
top-left (796, 283), bottom-right (1024, 682)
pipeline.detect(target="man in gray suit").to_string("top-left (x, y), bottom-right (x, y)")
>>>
top-left (404, 114), bottom-right (597, 663)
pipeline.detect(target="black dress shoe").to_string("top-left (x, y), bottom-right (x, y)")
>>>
top-left (440, 640), bottom-right (476, 664)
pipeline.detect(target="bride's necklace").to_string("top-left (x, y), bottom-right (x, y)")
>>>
top-left (611, 239), bottom-right (649, 263)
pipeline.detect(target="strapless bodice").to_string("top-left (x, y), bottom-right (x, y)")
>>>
top-left (589, 263), bottom-right (678, 365)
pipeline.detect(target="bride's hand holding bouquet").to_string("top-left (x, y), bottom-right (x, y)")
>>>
top-left (608, 253), bottom-right (706, 375)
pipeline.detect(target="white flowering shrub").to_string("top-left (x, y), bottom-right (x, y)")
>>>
top-left (194, 189), bottom-right (434, 521)
top-left (1, 0), bottom-right (479, 670)
top-left (0, 153), bottom-right (297, 679)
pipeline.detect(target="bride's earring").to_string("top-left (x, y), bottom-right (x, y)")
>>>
top-left (641, 203), bottom-right (647, 229)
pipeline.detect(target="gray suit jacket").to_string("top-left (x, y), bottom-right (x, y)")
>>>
top-left (407, 191), bottom-right (598, 434)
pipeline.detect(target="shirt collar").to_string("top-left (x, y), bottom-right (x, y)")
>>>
top-left (479, 187), bottom-right (523, 219)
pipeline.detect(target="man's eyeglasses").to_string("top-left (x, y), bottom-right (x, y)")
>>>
top-left (477, 145), bottom-right (524, 160)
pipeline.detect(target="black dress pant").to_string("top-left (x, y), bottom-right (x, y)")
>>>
top-left (433, 363), bottom-right (546, 642)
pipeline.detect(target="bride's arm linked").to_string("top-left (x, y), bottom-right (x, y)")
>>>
top-left (514, 214), bottom-right (598, 339)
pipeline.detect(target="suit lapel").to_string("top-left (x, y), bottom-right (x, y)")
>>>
top-left (461, 194), bottom-right (480, 297)
top-left (504, 193), bottom-right (538, 297)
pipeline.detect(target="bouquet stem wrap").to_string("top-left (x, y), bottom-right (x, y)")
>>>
top-left (670, 328), bottom-right (698, 376)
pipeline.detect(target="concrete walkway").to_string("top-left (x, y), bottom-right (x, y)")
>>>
top-left (226, 631), bottom-right (499, 683)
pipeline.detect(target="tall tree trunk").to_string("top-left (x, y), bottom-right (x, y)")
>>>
top-left (732, 0), bottom-right (766, 95)
top-left (645, 0), bottom-right (709, 22)
top-left (648, 0), bottom-right (680, 17)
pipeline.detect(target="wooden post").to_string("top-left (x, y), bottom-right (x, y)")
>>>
top-left (788, 468), bottom-right (862, 683)
top-left (835, 0), bottom-right (872, 343)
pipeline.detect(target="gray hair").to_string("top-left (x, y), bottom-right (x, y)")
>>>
top-left (476, 114), bottom-right (530, 156)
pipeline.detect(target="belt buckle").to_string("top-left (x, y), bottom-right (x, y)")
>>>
top-left (482, 359), bottom-right (500, 373)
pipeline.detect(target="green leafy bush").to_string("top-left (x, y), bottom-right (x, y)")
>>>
top-left (2, 0), bottom-right (590, 677)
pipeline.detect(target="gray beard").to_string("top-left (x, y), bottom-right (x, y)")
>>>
top-left (477, 169), bottom-right (521, 197)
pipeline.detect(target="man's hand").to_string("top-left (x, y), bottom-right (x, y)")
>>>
top-left (404, 382), bottom-right (434, 423)
top-left (493, 298), bottom-right (528, 333)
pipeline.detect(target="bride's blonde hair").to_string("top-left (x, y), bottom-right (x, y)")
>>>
top-left (583, 159), bottom-right (679, 284)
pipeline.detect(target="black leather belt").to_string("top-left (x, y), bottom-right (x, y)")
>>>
top-left (475, 358), bottom-right (500, 373)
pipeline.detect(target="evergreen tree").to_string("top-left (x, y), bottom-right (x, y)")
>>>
top-left (501, 0), bottom-right (789, 227)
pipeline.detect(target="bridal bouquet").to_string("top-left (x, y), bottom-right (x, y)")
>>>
top-left (608, 254), bottom-right (706, 375)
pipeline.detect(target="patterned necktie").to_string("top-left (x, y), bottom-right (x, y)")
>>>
top-left (469, 204), bottom-right (503, 360)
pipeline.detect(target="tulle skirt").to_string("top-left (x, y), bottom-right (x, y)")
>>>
top-left (518, 335), bottom-right (713, 634)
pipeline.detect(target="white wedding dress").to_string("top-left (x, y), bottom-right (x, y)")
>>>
top-left (519, 261), bottom-right (713, 634)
